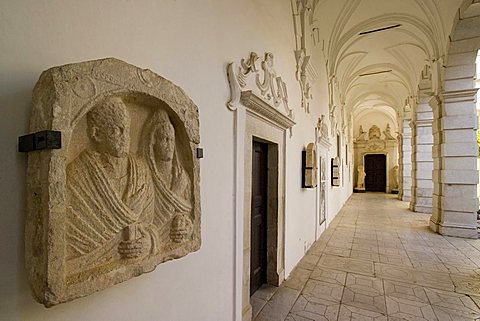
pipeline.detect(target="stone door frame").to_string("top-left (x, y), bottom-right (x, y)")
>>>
top-left (363, 152), bottom-right (389, 193)
top-left (230, 91), bottom-right (293, 321)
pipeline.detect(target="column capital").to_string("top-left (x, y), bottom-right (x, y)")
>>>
top-left (428, 95), bottom-right (441, 111)
top-left (416, 119), bottom-right (433, 127)
top-left (418, 94), bottom-right (432, 105)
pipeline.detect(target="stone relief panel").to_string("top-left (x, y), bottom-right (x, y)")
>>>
top-left (319, 157), bottom-right (327, 225)
top-left (25, 58), bottom-right (201, 306)
top-left (304, 143), bottom-right (317, 188)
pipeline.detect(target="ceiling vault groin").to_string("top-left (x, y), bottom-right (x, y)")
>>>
top-left (311, 0), bottom-right (459, 134)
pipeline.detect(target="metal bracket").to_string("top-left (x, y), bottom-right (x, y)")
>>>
top-left (196, 148), bottom-right (204, 159)
top-left (18, 130), bottom-right (61, 152)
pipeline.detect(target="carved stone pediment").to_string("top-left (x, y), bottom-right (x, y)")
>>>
top-left (25, 58), bottom-right (201, 306)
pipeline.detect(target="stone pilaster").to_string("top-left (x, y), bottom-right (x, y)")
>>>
top-left (430, 90), bottom-right (479, 238)
top-left (399, 119), bottom-right (412, 202)
top-left (409, 96), bottom-right (434, 213)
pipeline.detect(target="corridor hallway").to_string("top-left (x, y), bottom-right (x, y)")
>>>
top-left (253, 193), bottom-right (480, 321)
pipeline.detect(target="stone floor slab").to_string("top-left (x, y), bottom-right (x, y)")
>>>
top-left (386, 296), bottom-right (438, 321)
top-left (283, 267), bottom-right (312, 291)
top-left (255, 287), bottom-right (300, 321)
top-left (318, 255), bottom-right (375, 276)
top-left (383, 280), bottom-right (429, 303)
top-left (341, 273), bottom-right (386, 314)
top-left (451, 274), bottom-right (480, 296)
top-left (302, 279), bottom-right (344, 304)
top-left (309, 267), bottom-right (347, 286)
top-left (287, 295), bottom-right (339, 321)
top-left (251, 194), bottom-right (480, 321)
top-left (338, 304), bottom-right (387, 321)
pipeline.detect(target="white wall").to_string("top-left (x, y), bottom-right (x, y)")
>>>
top-left (0, 1), bottom-right (351, 320)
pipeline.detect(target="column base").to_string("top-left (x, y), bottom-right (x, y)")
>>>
top-left (429, 219), bottom-right (439, 233)
top-left (430, 220), bottom-right (478, 238)
top-left (411, 205), bottom-right (432, 214)
top-left (354, 188), bottom-right (366, 193)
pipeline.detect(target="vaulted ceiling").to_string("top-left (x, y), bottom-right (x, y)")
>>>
top-left (310, 0), bottom-right (464, 129)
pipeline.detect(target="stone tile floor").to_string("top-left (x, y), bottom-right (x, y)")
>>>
top-left (252, 193), bottom-right (480, 321)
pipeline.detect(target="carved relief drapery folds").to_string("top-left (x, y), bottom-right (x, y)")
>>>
top-left (25, 58), bottom-right (201, 306)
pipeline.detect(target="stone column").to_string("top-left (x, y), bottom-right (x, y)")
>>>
top-left (399, 119), bottom-right (412, 202)
top-left (409, 96), bottom-right (434, 213)
top-left (430, 91), bottom-right (478, 238)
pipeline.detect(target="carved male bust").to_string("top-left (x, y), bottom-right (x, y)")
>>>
top-left (25, 58), bottom-right (201, 306)
top-left (66, 97), bottom-right (156, 276)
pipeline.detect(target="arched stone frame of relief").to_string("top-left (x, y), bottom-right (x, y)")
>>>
top-left (430, 0), bottom-right (480, 238)
top-left (227, 53), bottom-right (295, 321)
top-left (25, 58), bottom-right (201, 306)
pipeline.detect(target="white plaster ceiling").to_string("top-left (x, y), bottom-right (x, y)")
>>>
top-left (310, 0), bottom-right (464, 128)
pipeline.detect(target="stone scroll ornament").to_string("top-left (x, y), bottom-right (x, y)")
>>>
top-left (25, 58), bottom-right (201, 306)
top-left (226, 52), bottom-right (295, 136)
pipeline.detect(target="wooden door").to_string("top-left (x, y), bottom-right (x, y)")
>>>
top-left (250, 141), bottom-right (268, 296)
top-left (364, 154), bottom-right (386, 192)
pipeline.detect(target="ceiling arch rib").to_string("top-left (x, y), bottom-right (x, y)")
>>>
top-left (343, 63), bottom-right (414, 99)
top-left (334, 28), bottom-right (433, 77)
top-left (349, 91), bottom-right (401, 113)
top-left (311, 0), bottom-right (462, 137)
top-left (413, 0), bottom-right (447, 50)
top-left (354, 105), bottom-right (399, 130)
top-left (329, 15), bottom-right (441, 121)
top-left (326, 0), bottom-right (363, 64)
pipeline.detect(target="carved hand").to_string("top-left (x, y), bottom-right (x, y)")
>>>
top-left (118, 238), bottom-right (145, 259)
top-left (118, 224), bottom-right (152, 259)
top-left (169, 214), bottom-right (193, 243)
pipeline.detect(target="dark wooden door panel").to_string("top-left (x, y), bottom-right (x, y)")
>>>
top-left (364, 154), bottom-right (386, 192)
top-left (250, 141), bottom-right (268, 296)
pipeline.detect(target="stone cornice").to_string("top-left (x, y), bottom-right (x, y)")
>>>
top-left (442, 89), bottom-right (478, 104)
top-left (410, 119), bottom-right (433, 128)
top-left (241, 91), bottom-right (296, 131)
